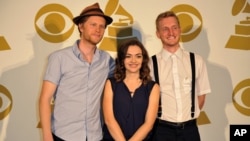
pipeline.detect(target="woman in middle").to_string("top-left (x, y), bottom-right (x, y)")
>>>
top-left (102, 39), bottom-right (160, 141)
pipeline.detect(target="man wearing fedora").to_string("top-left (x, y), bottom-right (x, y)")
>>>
top-left (39, 3), bottom-right (115, 141)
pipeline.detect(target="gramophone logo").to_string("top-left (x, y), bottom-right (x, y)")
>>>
top-left (0, 36), bottom-right (10, 51)
top-left (226, 0), bottom-right (250, 50)
top-left (99, 0), bottom-right (137, 52)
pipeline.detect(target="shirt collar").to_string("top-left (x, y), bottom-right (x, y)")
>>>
top-left (160, 47), bottom-right (184, 61)
top-left (72, 40), bottom-right (100, 62)
top-left (72, 40), bottom-right (81, 59)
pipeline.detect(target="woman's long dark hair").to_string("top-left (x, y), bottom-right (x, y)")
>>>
top-left (114, 39), bottom-right (151, 85)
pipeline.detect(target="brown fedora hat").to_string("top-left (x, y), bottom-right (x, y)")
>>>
top-left (73, 3), bottom-right (113, 25)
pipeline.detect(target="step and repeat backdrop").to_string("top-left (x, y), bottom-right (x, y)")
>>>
top-left (0, 0), bottom-right (249, 141)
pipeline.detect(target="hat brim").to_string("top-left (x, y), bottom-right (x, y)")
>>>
top-left (73, 14), bottom-right (113, 25)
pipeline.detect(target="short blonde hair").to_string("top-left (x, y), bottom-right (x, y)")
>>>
top-left (155, 11), bottom-right (180, 30)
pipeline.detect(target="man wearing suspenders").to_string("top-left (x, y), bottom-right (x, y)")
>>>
top-left (149, 11), bottom-right (211, 141)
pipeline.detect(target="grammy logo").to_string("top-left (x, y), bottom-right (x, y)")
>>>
top-left (0, 36), bottom-right (11, 51)
top-left (99, 0), bottom-right (137, 52)
top-left (226, 0), bottom-right (250, 50)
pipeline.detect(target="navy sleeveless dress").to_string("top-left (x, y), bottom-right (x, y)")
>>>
top-left (102, 77), bottom-right (156, 141)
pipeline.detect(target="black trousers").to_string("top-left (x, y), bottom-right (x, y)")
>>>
top-left (152, 119), bottom-right (200, 141)
top-left (52, 133), bottom-right (65, 141)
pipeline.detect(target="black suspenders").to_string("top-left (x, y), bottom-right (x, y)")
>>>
top-left (152, 55), bottom-right (161, 117)
top-left (190, 52), bottom-right (195, 118)
top-left (152, 52), bottom-right (195, 118)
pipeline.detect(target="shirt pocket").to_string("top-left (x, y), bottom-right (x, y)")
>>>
top-left (183, 77), bottom-right (192, 94)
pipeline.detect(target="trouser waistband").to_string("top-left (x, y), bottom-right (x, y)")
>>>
top-left (158, 119), bottom-right (196, 129)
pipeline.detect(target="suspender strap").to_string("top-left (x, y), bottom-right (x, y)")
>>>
top-left (152, 55), bottom-right (159, 84)
top-left (152, 55), bottom-right (161, 117)
top-left (190, 52), bottom-right (195, 118)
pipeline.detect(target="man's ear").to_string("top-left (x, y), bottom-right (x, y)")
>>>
top-left (156, 30), bottom-right (160, 39)
top-left (78, 23), bottom-right (84, 33)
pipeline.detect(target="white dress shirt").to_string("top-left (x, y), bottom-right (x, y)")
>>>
top-left (150, 47), bottom-right (211, 122)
